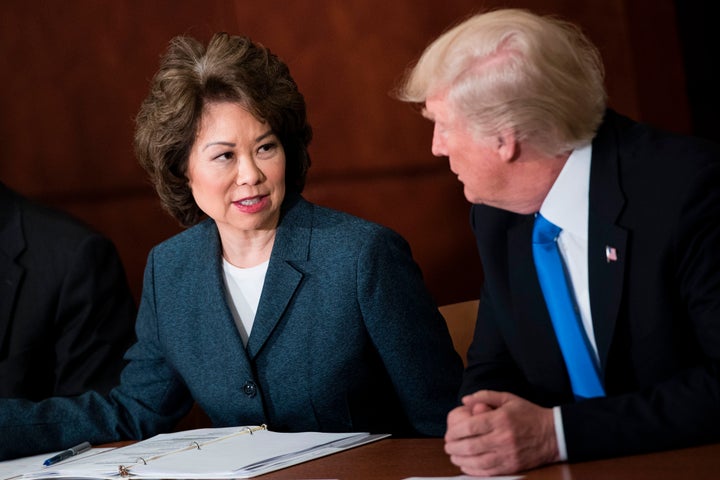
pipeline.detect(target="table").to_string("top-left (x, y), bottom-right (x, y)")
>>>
top-left (101, 438), bottom-right (720, 479)
top-left (253, 438), bottom-right (720, 480)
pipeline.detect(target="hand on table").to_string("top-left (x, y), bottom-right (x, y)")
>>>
top-left (444, 390), bottom-right (559, 476)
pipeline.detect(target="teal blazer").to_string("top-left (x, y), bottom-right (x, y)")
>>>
top-left (0, 195), bottom-right (463, 459)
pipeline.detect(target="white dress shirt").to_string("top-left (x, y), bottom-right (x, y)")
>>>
top-left (538, 143), bottom-right (594, 461)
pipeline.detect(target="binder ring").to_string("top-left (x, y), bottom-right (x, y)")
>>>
top-left (137, 457), bottom-right (147, 465)
top-left (191, 441), bottom-right (201, 450)
top-left (245, 427), bottom-right (254, 435)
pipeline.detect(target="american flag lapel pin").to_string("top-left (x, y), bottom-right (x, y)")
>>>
top-left (605, 245), bottom-right (618, 263)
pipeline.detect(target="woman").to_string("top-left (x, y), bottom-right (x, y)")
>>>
top-left (0, 33), bottom-right (462, 460)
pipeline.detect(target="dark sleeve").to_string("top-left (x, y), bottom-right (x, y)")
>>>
top-left (52, 233), bottom-right (137, 396)
top-left (356, 227), bottom-right (464, 437)
top-left (461, 205), bottom-right (534, 399)
top-left (562, 160), bottom-right (720, 461)
top-left (0, 248), bottom-right (192, 461)
top-left (461, 282), bottom-right (533, 398)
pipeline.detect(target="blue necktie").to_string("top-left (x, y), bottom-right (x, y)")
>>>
top-left (532, 213), bottom-right (605, 400)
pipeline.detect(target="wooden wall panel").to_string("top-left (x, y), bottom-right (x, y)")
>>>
top-left (0, 0), bottom-right (691, 306)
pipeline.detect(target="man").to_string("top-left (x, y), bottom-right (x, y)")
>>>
top-left (1, 181), bottom-right (136, 399)
top-left (396, 8), bottom-right (720, 476)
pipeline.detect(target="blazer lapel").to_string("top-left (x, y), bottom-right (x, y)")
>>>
top-left (0, 185), bottom-right (25, 351)
top-left (588, 111), bottom-right (629, 374)
top-left (246, 196), bottom-right (310, 359)
top-left (186, 224), bottom-right (253, 378)
top-left (507, 215), bottom-right (572, 394)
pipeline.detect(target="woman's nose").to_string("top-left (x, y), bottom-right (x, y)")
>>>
top-left (235, 158), bottom-right (264, 185)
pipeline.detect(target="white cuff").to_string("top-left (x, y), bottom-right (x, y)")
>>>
top-left (553, 406), bottom-right (568, 461)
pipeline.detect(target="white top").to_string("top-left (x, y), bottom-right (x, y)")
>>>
top-left (222, 259), bottom-right (269, 346)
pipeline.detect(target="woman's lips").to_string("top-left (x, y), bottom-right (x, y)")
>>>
top-left (233, 195), bottom-right (268, 213)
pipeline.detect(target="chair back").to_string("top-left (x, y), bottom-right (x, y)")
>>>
top-left (439, 299), bottom-right (479, 366)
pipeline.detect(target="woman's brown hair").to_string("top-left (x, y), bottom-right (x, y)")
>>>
top-left (134, 33), bottom-right (312, 226)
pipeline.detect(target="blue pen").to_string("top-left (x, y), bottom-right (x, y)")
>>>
top-left (42, 441), bottom-right (92, 467)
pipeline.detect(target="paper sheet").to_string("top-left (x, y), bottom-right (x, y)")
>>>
top-left (18, 427), bottom-right (387, 479)
top-left (0, 449), bottom-right (112, 480)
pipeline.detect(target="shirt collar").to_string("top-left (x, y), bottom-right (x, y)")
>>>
top-left (539, 143), bottom-right (592, 239)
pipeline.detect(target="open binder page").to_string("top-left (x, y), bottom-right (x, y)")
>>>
top-left (22, 426), bottom-right (389, 479)
top-left (0, 449), bottom-right (113, 480)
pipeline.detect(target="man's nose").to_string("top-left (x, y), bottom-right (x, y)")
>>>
top-left (431, 124), bottom-right (446, 157)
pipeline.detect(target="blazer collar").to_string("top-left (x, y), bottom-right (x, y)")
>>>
top-left (0, 183), bottom-right (25, 349)
top-left (506, 110), bottom-right (630, 387)
top-left (246, 195), bottom-right (311, 358)
top-left (507, 215), bottom-right (573, 395)
top-left (587, 110), bottom-right (629, 373)
top-left (0, 183), bottom-right (25, 259)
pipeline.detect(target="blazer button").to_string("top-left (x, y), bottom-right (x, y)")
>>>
top-left (243, 381), bottom-right (258, 398)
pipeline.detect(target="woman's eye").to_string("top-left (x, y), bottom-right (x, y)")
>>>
top-left (214, 151), bottom-right (234, 161)
top-left (257, 142), bottom-right (277, 156)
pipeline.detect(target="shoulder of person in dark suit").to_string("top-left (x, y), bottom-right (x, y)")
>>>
top-left (0, 181), bottom-right (137, 399)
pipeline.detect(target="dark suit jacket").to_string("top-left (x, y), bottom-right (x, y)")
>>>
top-left (0, 182), bottom-right (136, 399)
top-left (0, 195), bottom-right (463, 460)
top-left (462, 110), bottom-right (720, 461)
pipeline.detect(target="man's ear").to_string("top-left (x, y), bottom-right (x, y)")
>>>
top-left (497, 129), bottom-right (518, 162)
